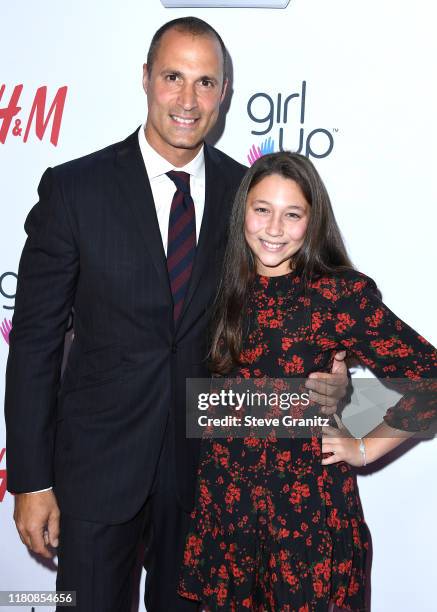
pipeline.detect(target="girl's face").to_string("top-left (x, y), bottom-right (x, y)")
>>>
top-left (244, 174), bottom-right (310, 276)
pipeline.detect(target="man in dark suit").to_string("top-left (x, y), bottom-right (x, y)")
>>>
top-left (5, 17), bottom-right (346, 612)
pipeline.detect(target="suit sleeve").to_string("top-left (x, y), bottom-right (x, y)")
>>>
top-left (330, 274), bottom-right (437, 432)
top-left (4, 168), bottom-right (79, 493)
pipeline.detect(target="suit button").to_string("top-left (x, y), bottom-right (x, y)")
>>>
top-left (171, 344), bottom-right (177, 353)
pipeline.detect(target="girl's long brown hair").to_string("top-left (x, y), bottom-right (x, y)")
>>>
top-left (210, 152), bottom-right (354, 375)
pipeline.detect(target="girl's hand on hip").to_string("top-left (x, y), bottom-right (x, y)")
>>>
top-left (321, 414), bottom-right (364, 467)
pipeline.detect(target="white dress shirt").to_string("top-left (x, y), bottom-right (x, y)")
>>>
top-left (26, 126), bottom-right (206, 494)
top-left (138, 124), bottom-right (206, 254)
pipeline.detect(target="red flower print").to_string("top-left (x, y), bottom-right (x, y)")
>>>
top-left (335, 312), bottom-right (356, 334)
top-left (257, 308), bottom-right (273, 325)
top-left (335, 585), bottom-right (347, 606)
top-left (241, 346), bottom-right (264, 363)
top-left (289, 492), bottom-right (301, 505)
top-left (244, 436), bottom-right (261, 448)
top-left (337, 560), bottom-right (352, 575)
top-left (314, 562), bottom-right (325, 576)
top-left (352, 279), bottom-right (366, 293)
top-left (200, 482), bottom-right (212, 505)
top-left (312, 311), bottom-right (323, 332)
top-left (313, 578), bottom-right (324, 597)
top-left (348, 575), bottom-right (360, 596)
top-left (282, 565), bottom-right (298, 587)
top-left (282, 337), bottom-right (293, 351)
top-left (217, 582), bottom-right (228, 606)
top-left (259, 275), bottom-right (269, 288)
top-left (327, 508), bottom-right (342, 531)
top-left (317, 337), bottom-right (337, 350)
top-left (218, 564), bottom-right (229, 579)
top-left (277, 450), bottom-right (291, 462)
top-left (282, 355), bottom-right (304, 374)
top-left (252, 485), bottom-right (264, 498)
top-left (370, 337), bottom-right (413, 358)
top-left (225, 483), bottom-right (241, 508)
top-left (342, 477), bottom-right (354, 494)
top-left (418, 334), bottom-right (432, 346)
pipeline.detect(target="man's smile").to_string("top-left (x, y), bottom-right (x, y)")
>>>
top-left (170, 114), bottom-right (200, 126)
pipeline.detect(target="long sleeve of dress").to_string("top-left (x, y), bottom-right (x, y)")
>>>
top-left (315, 272), bottom-right (437, 432)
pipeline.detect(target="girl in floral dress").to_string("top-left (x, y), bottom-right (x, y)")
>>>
top-left (177, 152), bottom-right (437, 611)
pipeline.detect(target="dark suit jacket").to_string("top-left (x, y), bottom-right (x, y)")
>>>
top-left (5, 128), bottom-right (246, 523)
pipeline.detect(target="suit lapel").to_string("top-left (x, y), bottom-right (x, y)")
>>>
top-left (115, 129), bottom-right (172, 304)
top-left (176, 145), bottom-right (230, 333)
top-left (115, 132), bottom-right (232, 335)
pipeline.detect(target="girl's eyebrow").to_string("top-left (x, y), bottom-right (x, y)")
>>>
top-left (251, 199), bottom-right (305, 210)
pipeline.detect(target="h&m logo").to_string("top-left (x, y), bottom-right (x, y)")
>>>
top-left (0, 84), bottom-right (68, 146)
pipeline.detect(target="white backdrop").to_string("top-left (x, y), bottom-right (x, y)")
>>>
top-left (1, 1), bottom-right (436, 610)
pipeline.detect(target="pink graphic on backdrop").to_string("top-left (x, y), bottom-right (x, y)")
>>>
top-left (0, 448), bottom-right (6, 502)
top-left (1, 318), bottom-right (12, 344)
top-left (0, 84), bottom-right (67, 145)
top-left (247, 136), bottom-right (275, 165)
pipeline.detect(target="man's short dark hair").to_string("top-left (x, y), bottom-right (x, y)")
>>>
top-left (146, 17), bottom-right (227, 81)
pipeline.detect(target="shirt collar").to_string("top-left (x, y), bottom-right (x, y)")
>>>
top-left (138, 124), bottom-right (205, 181)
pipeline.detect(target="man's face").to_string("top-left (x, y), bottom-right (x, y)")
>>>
top-left (143, 28), bottom-right (227, 165)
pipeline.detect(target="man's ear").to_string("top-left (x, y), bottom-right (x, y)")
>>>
top-left (220, 78), bottom-right (229, 104)
top-left (142, 63), bottom-right (149, 94)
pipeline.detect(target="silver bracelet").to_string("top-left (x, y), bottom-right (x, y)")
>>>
top-left (357, 437), bottom-right (367, 466)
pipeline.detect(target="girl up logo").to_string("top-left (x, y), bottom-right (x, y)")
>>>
top-left (247, 81), bottom-right (335, 165)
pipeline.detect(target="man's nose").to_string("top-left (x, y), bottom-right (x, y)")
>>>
top-left (178, 83), bottom-right (197, 111)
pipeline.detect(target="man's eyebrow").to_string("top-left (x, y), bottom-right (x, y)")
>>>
top-left (198, 75), bottom-right (218, 82)
top-left (160, 69), bottom-right (183, 77)
top-left (159, 69), bottom-right (219, 83)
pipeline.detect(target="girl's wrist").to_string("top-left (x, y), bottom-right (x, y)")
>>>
top-left (355, 437), bottom-right (367, 466)
top-left (358, 436), bottom-right (388, 465)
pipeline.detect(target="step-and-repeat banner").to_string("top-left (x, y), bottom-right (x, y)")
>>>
top-left (1, 1), bottom-right (436, 610)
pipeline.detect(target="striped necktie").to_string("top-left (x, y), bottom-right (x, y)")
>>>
top-left (166, 170), bottom-right (196, 322)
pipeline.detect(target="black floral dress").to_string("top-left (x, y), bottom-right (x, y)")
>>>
top-left (178, 270), bottom-right (437, 611)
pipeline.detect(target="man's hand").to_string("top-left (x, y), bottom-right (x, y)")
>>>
top-left (305, 350), bottom-right (348, 415)
top-left (14, 490), bottom-right (60, 559)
